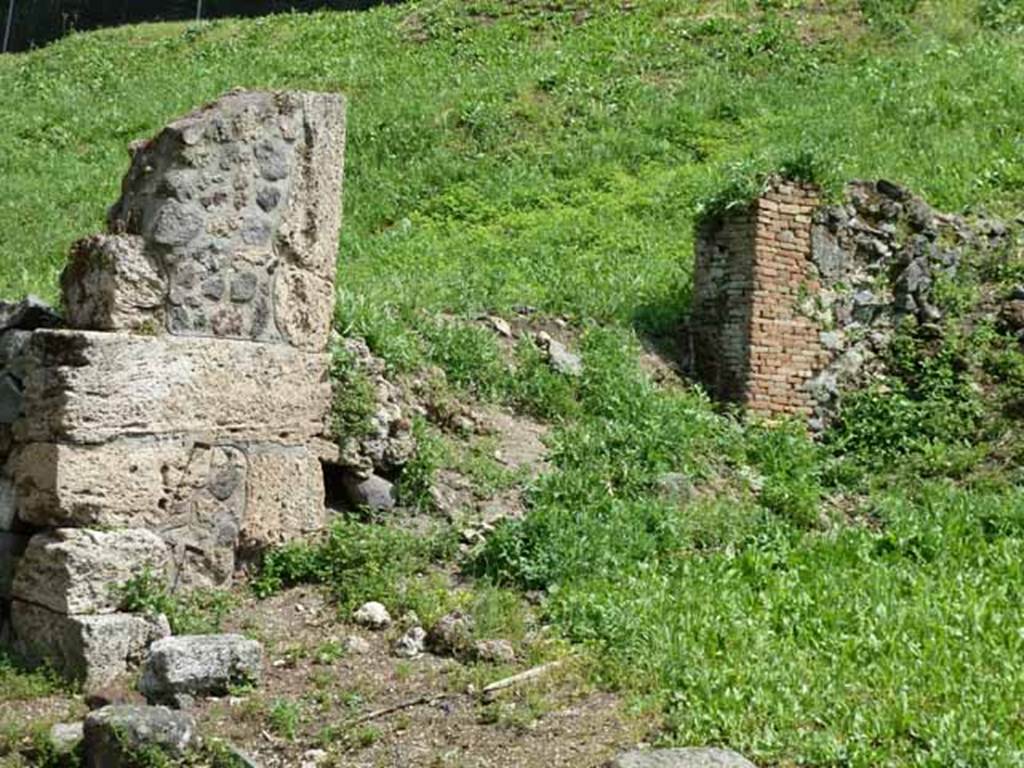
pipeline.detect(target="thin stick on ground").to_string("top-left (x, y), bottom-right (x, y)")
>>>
top-left (481, 660), bottom-right (566, 702)
top-left (345, 692), bottom-right (453, 727)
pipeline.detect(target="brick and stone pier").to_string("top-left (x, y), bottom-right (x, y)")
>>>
top-left (690, 178), bottom-right (825, 418)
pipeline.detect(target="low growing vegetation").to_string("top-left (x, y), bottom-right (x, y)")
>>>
top-left (3, 0), bottom-right (1023, 765)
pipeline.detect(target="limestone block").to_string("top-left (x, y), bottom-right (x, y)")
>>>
top-left (139, 634), bottom-right (263, 702)
top-left (61, 234), bottom-right (164, 333)
top-left (83, 705), bottom-right (198, 767)
top-left (240, 445), bottom-right (325, 553)
top-left (17, 330), bottom-right (330, 445)
top-left (11, 601), bottom-right (170, 688)
top-left (14, 439), bottom-right (189, 528)
top-left (92, 90), bottom-right (346, 350)
top-left (11, 528), bottom-right (169, 615)
top-left (14, 439), bottom-right (320, 586)
top-left (0, 532), bottom-right (28, 598)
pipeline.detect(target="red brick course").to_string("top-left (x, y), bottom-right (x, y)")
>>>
top-left (690, 179), bottom-right (825, 418)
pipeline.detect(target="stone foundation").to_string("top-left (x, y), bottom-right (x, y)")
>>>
top-left (0, 89), bottom-right (346, 686)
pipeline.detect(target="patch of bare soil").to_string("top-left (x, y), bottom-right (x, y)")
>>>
top-left (198, 586), bottom-right (643, 767)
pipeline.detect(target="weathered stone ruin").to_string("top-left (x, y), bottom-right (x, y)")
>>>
top-left (0, 89), bottom-right (346, 687)
top-left (689, 177), bottom-right (1014, 429)
top-left (690, 179), bottom-right (824, 418)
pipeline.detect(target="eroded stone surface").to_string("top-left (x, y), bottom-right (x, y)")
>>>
top-left (11, 602), bottom-right (170, 688)
top-left (11, 528), bottom-right (168, 615)
top-left (61, 235), bottom-right (164, 333)
top-left (239, 445), bottom-right (326, 554)
top-left (16, 330), bottom-right (330, 445)
top-left (83, 705), bottom-right (198, 767)
top-left (63, 90), bottom-right (348, 351)
top-left (140, 634), bottom-right (263, 703)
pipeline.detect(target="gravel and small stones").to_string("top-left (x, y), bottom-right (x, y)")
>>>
top-left (607, 747), bottom-right (759, 768)
top-left (83, 705), bottom-right (199, 767)
top-left (343, 634), bottom-right (372, 654)
top-left (333, 337), bottom-right (416, 477)
top-left (473, 638), bottom-right (516, 664)
top-left (301, 748), bottom-right (329, 768)
top-left (353, 601), bottom-right (392, 630)
top-left (392, 626), bottom-right (427, 658)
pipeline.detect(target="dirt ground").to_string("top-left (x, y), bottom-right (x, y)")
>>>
top-left (1, 582), bottom-right (647, 767)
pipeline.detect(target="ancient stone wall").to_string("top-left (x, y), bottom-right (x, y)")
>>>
top-left (690, 178), bottom-right (1014, 429)
top-left (0, 90), bottom-right (346, 687)
top-left (690, 179), bottom-right (824, 418)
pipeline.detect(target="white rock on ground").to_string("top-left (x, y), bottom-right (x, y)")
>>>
top-left (139, 634), bottom-right (263, 704)
top-left (352, 601), bottom-right (392, 629)
top-left (48, 722), bottom-right (83, 756)
top-left (392, 626), bottom-right (427, 658)
top-left (473, 638), bottom-right (516, 664)
top-left (607, 748), bottom-right (759, 768)
top-left (343, 635), bottom-right (371, 654)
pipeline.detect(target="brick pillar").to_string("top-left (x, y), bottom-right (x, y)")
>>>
top-left (690, 178), bottom-right (825, 419)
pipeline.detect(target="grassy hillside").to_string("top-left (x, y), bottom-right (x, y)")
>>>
top-left (2, 1), bottom-right (1024, 766)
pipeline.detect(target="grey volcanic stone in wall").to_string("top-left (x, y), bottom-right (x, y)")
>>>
top-left (0, 476), bottom-right (15, 530)
top-left (140, 634), bottom-right (263, 702)
top-left (61, 235), bottom-right (164, 333)
top-left (11, 601), bottom-right (170, 688)
top-left (11, 528), bottom-right (168, 615)
top-left (65, 90), bottom-right (347, 351)
top-left (16, 330), bottom-right (330, 445)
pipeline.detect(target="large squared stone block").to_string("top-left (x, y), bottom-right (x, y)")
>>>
top-left (11, 528), bottom-right (169, 615)
top-left (16, 330), bottom-right (330, 445)
top-left (11, 601), bottom-right (169, 689)
top-left (13, 438), bottom-right (324, 587)
top-left (239, 445), bottom-right (325, 554)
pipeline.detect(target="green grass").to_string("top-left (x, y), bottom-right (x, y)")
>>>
top-left (2, 1), bottom-right (1024, 765)
top-left (0, 651), bottom-right (66, 701)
